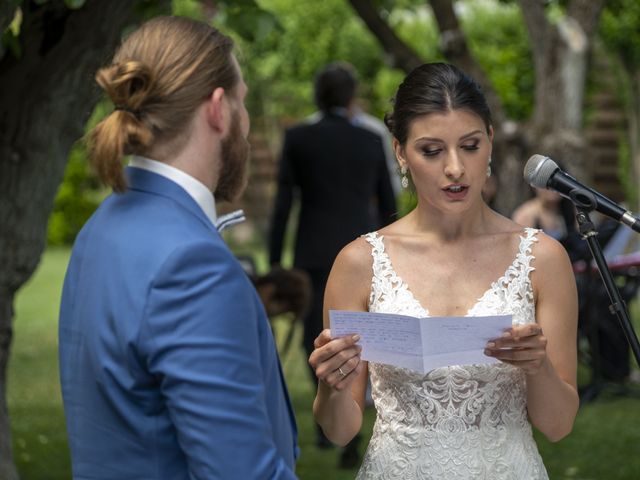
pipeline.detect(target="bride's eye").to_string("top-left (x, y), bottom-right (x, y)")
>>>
top-left (421, 148), bottom-right (441, 157)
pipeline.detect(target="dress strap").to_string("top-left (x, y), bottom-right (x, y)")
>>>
top-left (517, 227), bottom-right (540, 271)
top-left (363, 231), bottom-right (383, 258)
top-left (362, 232), bottom-right (393, 277)
top-left (362, 232), bottom-right (393, 309)
top-left (508, 227), bottom-right (540, 313)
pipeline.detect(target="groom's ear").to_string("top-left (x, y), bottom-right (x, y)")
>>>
top-left (205, 87), bottom-right (229, 136)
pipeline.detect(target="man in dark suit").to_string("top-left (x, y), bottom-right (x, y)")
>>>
top-left (269, 62), bottom-right (396, 465)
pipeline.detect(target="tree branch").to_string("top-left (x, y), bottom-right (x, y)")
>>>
top-left (567, 0), bottom-right (606, 39)
top-left (428, 0), bottom-right (506, 126)
top-left (518, 0), bottom-right (556, 132)
top-left (347, 0), bottom-right (423, 72)
top-left (517, 0), bottom-right (551, 68)
top-left (0, 1), bottom-right (170, 476)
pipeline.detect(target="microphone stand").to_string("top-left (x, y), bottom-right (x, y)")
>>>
top-left (569, 188), bottom-right (640, 385)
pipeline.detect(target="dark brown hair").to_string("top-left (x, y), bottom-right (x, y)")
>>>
top-left (385, 62), bottom-right (492, 145)
top-left (313, 62), bottom-right (358, 113)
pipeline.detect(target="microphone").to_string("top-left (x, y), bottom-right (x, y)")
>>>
top-left (524, 154), bottom-right (640, 233)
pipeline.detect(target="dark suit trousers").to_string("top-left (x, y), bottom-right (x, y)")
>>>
top-left (303, 267), bottom-right (332, 383)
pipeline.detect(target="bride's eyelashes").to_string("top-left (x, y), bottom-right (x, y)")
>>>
top-left (418, 141), bottom-right (480, 158)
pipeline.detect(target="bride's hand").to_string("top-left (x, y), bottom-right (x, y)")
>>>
top-left (484, 323), bottom-right (548, 376)
top-left (309, 329), bottom-right (362, 391)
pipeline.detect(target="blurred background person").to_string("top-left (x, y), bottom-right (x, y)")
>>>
top-left (512, 177), bottom-right (637, 400)
top-left (269, 61), bottom-right (397, 467)
top-left (512, 185), bottom-right (577, 243)
top-left (304, 66), bottom-right (400, 197)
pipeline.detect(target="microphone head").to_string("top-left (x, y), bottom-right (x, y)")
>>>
top-left (523, 154), bottom-right (559, 188)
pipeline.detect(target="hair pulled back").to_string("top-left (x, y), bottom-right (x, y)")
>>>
top-left (88, 16), bottom-right (237, 191)
top-left (384, 63), bottom-right (492, 145)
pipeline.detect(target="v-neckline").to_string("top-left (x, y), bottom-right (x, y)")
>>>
top-left (374, 231), bottom-right (528, 317)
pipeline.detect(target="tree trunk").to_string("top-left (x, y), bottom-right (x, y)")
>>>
top-left (519, 0), bottom-right (606, 182)
top-left (0, 1), bottom-right (155, 477)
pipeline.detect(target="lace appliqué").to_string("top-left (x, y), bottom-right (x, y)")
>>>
top-left (357, 228), bottom-right (548, 480)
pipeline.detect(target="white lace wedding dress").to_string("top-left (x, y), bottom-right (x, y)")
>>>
top-left (357, 228), bottom-right (548, 480)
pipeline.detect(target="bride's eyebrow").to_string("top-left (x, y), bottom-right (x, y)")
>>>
top-left (413, 129), bottom-right (484, 145)
top-left (414, 136), bottom-right (443, 144)
top-left (460, 130), bottom-right (483, 140)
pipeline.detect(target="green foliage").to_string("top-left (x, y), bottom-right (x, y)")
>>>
top-left (600, 0), bottom-right (640, 71)
top-left (600, 0), bottom-right (640, 208)
top-left (1, 5), bottom-right (22, 58)
top-left (172, 0), bottom-right (281, 42)
top-left (47, 145), bottom-right (105, 246)
top-left (63, 0), bottom-right (86, 9)
top-left (386, 4), bottom-right (441, 62)
top-left (461, 1), bottom-right (534, 121)
top-left (171, 0), bottom-right (202, 17)
top-left (397, 188), bottom-right (418, 218)
top-left (225, 0), bottom-right (533, 129)
top-left (376, 1), bottom-right (534, 121)
top-left (10, 248), bottom-right (71, 478)
top-left (227, 0), bottom-right (404, 122)
top-left (221, 0), bottom-right (281, 43)
top-left (46, 99), bottom-right (114, 246)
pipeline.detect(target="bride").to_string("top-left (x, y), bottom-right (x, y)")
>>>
top-left (308, 63), bottom-right (579, 479)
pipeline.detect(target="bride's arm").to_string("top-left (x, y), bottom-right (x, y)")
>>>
top-left (486, 233), bottom-right (579, 442)
top-left (526, 235), bottom-right (579, 441)
top-left (310, 238), bottom-right (372, 446)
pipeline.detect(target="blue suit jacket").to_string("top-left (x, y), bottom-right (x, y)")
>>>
top-left (59, 167), bottom-right (298, 479)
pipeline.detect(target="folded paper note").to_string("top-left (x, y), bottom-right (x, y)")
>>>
top-left (329, 310), bottom-right (513, 373)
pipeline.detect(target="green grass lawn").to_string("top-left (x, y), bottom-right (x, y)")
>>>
top-left (8, 247), bottom-right (640, 479)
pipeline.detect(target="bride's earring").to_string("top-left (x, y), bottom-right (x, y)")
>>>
top-left (400, 165), bottom-right (409, 189)
top-left (486, 157), bottom-right (492, 177)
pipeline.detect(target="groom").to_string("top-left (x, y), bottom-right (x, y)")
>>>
top-left (58, 16), bottom-right (297, 479)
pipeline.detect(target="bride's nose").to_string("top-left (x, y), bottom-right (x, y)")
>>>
top-left (444, 152), bottom-right (465, 180)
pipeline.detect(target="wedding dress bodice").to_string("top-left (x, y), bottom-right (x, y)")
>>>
top-left (357, 228), bottom-right (548, 480)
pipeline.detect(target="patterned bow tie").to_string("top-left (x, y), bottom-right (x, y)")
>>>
top-left (215, 209), bottom-right (246, 232)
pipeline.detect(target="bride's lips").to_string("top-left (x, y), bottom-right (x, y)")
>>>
top-left (442, 183), bottom-right (469, 200)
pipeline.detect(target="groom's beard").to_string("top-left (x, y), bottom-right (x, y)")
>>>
top-left (215, 111), bottom-right (250, 203)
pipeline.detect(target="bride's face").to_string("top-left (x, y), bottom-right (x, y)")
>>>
top-left (394, 109), bottom-right (493, 213)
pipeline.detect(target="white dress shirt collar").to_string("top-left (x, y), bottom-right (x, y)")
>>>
top-left (129, 155), bottom-right (218, 225)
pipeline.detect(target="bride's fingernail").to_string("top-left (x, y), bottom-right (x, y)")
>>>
top-left (486, 342), bottom-right (495, 348)
top-left (352, 334), bottom-right (361, 342)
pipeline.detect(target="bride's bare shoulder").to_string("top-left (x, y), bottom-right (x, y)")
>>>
top-left (326, 235), bottom-right (377, 310)
top-left (333, 235), bottom-right (376, 274)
